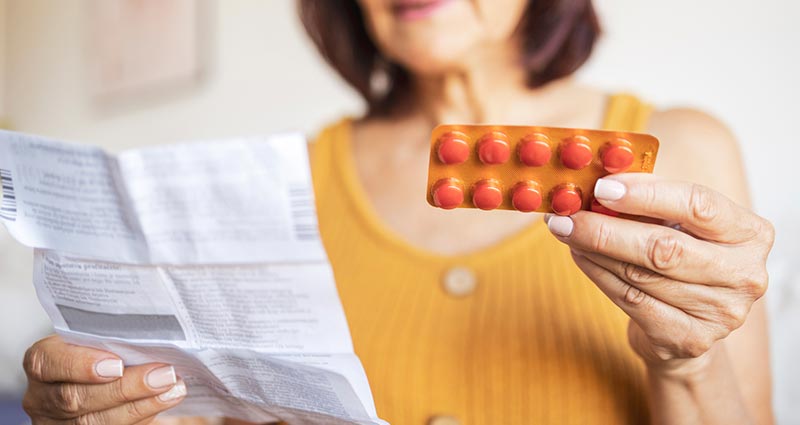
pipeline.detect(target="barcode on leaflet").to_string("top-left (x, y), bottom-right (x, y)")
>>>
top-left (288, 183), bottom-right (318, 240)
top-left (0, 169), bottom-right (17, 221)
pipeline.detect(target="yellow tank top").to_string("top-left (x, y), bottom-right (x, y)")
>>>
top-left (310, 94), bottom-right (653, 425)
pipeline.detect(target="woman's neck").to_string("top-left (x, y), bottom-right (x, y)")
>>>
top-left (410, 41), bottom-right (577, 125)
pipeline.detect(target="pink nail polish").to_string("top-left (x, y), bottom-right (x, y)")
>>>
top-left (95, 359), bottom-right (123, 378)
top-left (146, 366), bottom-right (176, 389)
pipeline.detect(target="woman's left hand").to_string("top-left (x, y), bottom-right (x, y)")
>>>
top-left (545, 173), bottom-right (775, 373)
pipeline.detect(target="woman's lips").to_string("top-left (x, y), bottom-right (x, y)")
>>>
top-left (390, 0), bottom-right (455, 21)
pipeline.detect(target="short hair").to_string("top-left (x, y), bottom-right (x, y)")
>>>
top-left (299, 0), bottom-right (600, 116)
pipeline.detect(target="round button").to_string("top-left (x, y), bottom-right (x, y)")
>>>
top-left (590, 198), bottom-right (620, 217)
top-left (601, 139), bottom-right (634, 173)
top-left (511, 181), bottom-right (542, 212)
top-left (432, 178), bottom-right (464, 210)
top-left (551, 185), bottom-right (582, 215)
top-left (472, 179), bottom-right (503, 210)
top-left (442, 267), bottom-right (476, 297)
top-left (518, 134), bottom-right (552, 166)
top-left (559, 136), bottom-right (593, 170)
top-left (437, 132), bottom-right (470, 165)
top-left (428, 416), bottom-right (461, 425)
top-left (477, 132), bottom-right (511, 165)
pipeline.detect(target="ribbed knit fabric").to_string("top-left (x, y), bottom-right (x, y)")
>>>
top-left (310, 94), bottom-right (653, 425)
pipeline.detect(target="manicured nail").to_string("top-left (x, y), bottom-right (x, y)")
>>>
top-left (146, 366), bottom-right (176, 389)
top-left (95, 359), bottom-right (123, 378)
top-left (594, 178), bottom-right (626, 201)
top-left (157, 381), bottom-right (187, 402)
top-left (547, 215), bottom-right (574, 237)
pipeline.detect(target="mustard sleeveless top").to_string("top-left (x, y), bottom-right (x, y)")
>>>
top-left (310, 95), bottom-right (653, 425)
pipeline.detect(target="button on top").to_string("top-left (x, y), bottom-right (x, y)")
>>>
top-left (442, 267), bottom-right (476, 297)
top-left (428, 415), bottom-right (461, 425)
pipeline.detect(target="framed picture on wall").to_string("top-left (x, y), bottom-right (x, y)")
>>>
top-left (88, 0), bottom-right (207, 101)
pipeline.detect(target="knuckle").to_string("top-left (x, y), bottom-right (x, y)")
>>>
top-left (688, 184), bottom-right (719, 224)
top-left (622, 262), bottom-right (661, 285)
top-left (642, 182), bottom-right (659, 209)
top-left (758, 218), bottom-right (776, 246)
top-left (646, 232), bottom-right (685, 272)
top-left (76, 410), bottom-right (109, 425)
top-left (680, 335), bottom-right (714, 358)
top-left (622, 285), bottom-right (649, 306)
top-left (591, 220), bottom-right (613, 252)
top-left (23, 344), bottom-right (46, 381)
top-left (108, 375), bottom-right (133, 404)
top-left (125, 399), bottom-right (148, 420)
top-left (22, 391), bottom-right (38, 416)
top-left (739, 267), bottom-right (769, 299)
top-left (652, 347), bottom-right (674, 362)
top-left (54, 383), bottom-right (83, 416)
top-left (718, 303), bottom-right (749, 330)
top-left (73, 414), bottom-right (96, 425)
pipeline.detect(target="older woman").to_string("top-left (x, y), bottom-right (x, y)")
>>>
top-left (20, 0), bottom-right (774, 424)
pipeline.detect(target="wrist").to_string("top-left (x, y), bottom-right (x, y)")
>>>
top-left (645, 343), bottom-right (724, 384)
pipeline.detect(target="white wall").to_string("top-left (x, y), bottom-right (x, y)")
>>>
top-left (1, 0), bottom-right (798, 421)
top-left (0, 0), bottom-right (5, 116)
top-left (2, 0), bottom-right (362, 150)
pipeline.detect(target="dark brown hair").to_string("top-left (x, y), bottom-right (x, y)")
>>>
top-left (299, 0), bottom-right (600, 116)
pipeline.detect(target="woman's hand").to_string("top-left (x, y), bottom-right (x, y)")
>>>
top-left (22, 335), bottom-right (186, 424)
top-left (545, 173), bottom-right (774, 374)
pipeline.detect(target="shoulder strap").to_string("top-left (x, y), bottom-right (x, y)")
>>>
top-left (602, 94), bottom-right (653, 132)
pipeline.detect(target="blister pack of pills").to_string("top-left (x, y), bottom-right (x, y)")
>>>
top-left (426, 125), bottom-right (659, 215)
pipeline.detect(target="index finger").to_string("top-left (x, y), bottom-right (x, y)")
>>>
top-left (24, 335), bottom-right (123, 384)
top-left (592, 173), bottom-right (763, 243)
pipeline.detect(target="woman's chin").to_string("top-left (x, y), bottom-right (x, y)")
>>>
top-left (384, 43), bottom-right (473, 75)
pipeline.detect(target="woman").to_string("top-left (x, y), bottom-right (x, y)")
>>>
top-left (20, 0), bottom-right (774, 424)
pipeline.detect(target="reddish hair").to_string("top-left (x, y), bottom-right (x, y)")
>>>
top-left (299, 0), bottom-right (600, 116)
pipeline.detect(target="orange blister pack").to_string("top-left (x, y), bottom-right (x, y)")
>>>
top-left (426, 125), bottom-right (659, 215)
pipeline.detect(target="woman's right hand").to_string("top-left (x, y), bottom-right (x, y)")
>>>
top-left (22, 335), bottom-right (186, 424)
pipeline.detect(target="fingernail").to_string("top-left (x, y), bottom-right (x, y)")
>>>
top-left (543, 213), bottom-right (553, 224)
top-left (146, 366), bottom-right (177, 389)
top-left (95, 359), bottom-right (123, 378)
top-left (158, 381), bottom-right (187, 402)
top-left (594, 178), bottom-right (626, 201)
top-left (547, 215), bottom-right (574, 237)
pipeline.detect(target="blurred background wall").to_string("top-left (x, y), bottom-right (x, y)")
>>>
top-left (0, 0), bottom-right (797, 423)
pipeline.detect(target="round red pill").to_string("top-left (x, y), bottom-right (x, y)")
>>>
top-left (477, 132), bottom-right (511, 165)
top-left (472, 179), bottom-right (503, 210)
top-left (601, 139), bottom-right (634, 173)
top-left (559, 136), bottom-right (593, 170)
top-left (551, 185), bottom-right (583, 216)
top-left (432, 178), bottom-right (464, 210)
top-left (437, 132), bottom-right (470, 164)
top-left (511, 181), bottom-right (543, 212)
top-left (590, 198), bottom-right (620, 217)
top-left (518, 134), bottom-right (552, 167)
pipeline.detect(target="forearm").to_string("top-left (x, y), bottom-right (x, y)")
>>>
top-left (647, 342), bottom-right (754, 425)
